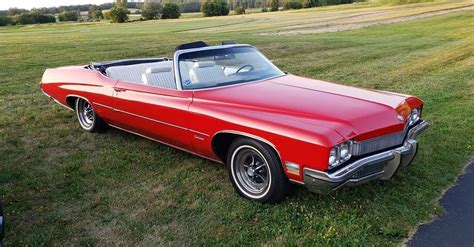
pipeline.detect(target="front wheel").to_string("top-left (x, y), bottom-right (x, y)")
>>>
top-left (227, 138), bottom-right (290, 203)
top-left (75, 98), bottom-right (107, 132)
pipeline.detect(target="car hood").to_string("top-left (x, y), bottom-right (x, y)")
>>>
top-left (193, 74), bottom-right (412, 142)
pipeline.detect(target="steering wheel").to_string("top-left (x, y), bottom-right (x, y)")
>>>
top-left (235, 64), bottom-right (254, 73)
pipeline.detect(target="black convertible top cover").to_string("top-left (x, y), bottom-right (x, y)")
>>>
top-left (175, 41), bottom-right (209, 51)
top-left (88, 57), bottom-right (168, 74)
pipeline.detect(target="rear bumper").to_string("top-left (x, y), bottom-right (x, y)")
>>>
top-left (303, 120), bottom-right (429, 194)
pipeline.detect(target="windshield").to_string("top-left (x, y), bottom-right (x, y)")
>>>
top-left (178, 46), bottom-right (284, 90)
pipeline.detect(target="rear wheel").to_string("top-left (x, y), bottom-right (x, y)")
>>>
top-left (75, 98), bottom-right (107, 132)
top-left (227, 138), bottom-right (290, 203)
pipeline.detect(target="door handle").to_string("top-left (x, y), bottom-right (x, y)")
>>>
top-left (113, 87), bottom-right (127, 92)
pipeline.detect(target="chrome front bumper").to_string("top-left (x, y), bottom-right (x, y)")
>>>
top-left (303, 120), bottom-right (429, 194)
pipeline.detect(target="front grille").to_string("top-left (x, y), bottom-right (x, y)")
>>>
top-left (352, 131), bottom-right (405, 156)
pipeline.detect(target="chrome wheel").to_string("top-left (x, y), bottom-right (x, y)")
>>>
top-left (231, 145), bottom-right (271, 198)
top-left (76, 98), bottom-right (95, 130)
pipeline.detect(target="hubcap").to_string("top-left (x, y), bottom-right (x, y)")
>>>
top-left (78, 99), bottom-right (94, 128)
top-left (233, 147), bottom-right (271, 196)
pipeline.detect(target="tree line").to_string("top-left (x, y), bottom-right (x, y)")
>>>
top-left (0, 0), bottom-right (356, 26)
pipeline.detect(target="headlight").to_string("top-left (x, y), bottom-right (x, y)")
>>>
top-left (328, 140), bottom-right (352, 169)
top-left (408, 107), bottom-right (420, 126)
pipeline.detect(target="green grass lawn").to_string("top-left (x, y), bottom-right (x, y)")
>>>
top-left (0, 1), bottom-right (473, 245)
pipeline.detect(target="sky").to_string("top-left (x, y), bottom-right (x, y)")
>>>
top-left (0, 0), bottom-right (113, 10)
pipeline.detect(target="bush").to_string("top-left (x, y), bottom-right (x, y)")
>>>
top-left (16, 12), bottom-right (56, 25)
top-left (261, 7), bottom-right (269, 12)
top-left (109, 6), bottom-right (128, 23)
top-left (58, 11), bottom-right (79, 22)
top-left (303, 0), bottom-right (318, 7)
top-left (201, 0), bottom-right (230, 17)
top-left (0, 16), bottom-right (13, 26)
top-left (94, 11), bottom-right (104, 20)
top-left (103, 10), bottom-right (111, 20)
top-left (141, 2), bottom-right (161, 20)
top-left (283, 1), bottom-right (304, 10)
top-left (270, 0), bottom-right (279, 11)
top-left (234, 7), bottom-right (246, 15)
top-left (161, 3), bottom-right (181, 19)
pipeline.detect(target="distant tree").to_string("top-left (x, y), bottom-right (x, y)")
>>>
top-left (94, 11), bottom-right (104, 20)
top-left (141, 2), bottom-right (161, 20)
top-left (161, 3), bottom-right (181, 19)
top-left (109, 6), bottom-right (128, 23)
top-left (234, 7), bottom-right (246, 14)
top-left (30, 7), bottom-right (56, 14)
top-left (201, 0), bottom-right (230, 17)
top-left (116, 0), bottom-right (128, 8)
top-left (181, 2), bottom-right (201, 13)
top-left (283, 1), bottom-right (303, 10)
top-left (6, 8), bottom-right (28, 16)
top-left (16, 12), bottom-right (56, 25)
top-left (99, 3), bottom-right (114, 10)
top-left (88, 5), bottom-right (100, 19)
top-left (0, 16), bottom-right (13, 26)
top-left (103, 10), bottom-right (112, 20)
top-left (303, 0), bottom-right (318, 7)
top-left (58, 11), bottom-right (79, 22)
top-left (270, 0), bottom-right (279, 11)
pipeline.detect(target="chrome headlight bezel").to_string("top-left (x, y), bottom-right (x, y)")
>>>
top-left (408, 107), bottom-right (421, 126)
top-left (328, 140), bottom-right (353, 169)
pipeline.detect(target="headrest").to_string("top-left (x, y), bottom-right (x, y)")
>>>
top-left (146, 66), bottom-right (172, 74)
top-left (193, 61), bottom-right (216, 69)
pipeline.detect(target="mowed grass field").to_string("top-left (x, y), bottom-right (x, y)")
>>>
top-left (1, 1), bottom-right (473, 245)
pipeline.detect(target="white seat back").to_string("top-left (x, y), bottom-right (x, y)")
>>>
top-left (106, 61), bottom-right (172, 84)
top-left (189, 61), bottom-right (226, 84)
top-left (141, 66), bottom-right (176, 89)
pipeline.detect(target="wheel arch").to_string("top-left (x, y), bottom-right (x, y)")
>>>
top-left (65, 94), bottom-right (90, 110)
top-left (211, 130), bottom-right (283, 165)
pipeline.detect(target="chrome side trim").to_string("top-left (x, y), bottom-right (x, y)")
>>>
top-left (93, 102), bottom-right (114, 110)
top-left (92, 102), bottom-right (210, 137)
top-left (109, 124), bottom-right (223, 164)
top-left (188, 129), bottom-right (210, 137)
top-left (114, 108), bottom-right (188, 131)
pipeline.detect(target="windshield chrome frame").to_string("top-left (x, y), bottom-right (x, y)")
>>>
top-left (173, 44), bottom-right (283, 91)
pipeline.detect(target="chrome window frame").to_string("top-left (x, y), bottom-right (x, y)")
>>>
top-left (172, 44), bottom-right (283, 91)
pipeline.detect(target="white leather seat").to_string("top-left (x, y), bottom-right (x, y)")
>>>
top-left (189, 61), bottom-right (226, 84)
top-left (141, 66), bottom-right (176, 89)
top-left (105, 61), bottom-right (173, 84)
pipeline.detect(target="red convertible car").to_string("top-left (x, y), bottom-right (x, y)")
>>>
top-left (41, 41), bottom-right (429, 202)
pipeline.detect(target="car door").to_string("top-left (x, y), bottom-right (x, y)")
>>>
top-left (111, 81), bottom-right (194, 150)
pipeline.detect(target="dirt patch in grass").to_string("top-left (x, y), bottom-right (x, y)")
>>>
top-left (261, 5), bottom-right (473, 35)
